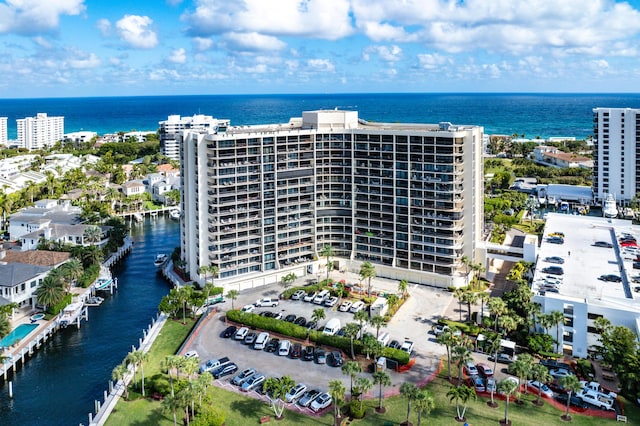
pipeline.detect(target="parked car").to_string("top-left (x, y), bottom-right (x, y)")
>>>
top-left (542, 266), bottom-right (564, 275)
top-left (200, 357), bottom-right (230, 373)
top-left (221, 325), bottom-right (237, 338)
top-left (232, 368), bottom-right (256, 386)
top-left (599, 274), bottom-right (622, 282)
top-left (264, 338), bottom-right (280, 353)
top-left (400, 340), bottom-right (414, 355)
top-left (547, 236), bottom-right (564, 244)
top-left (338, 300), bottom-right (352, 312)
top-left (328, 351), bottom-right (344, 367)
top-left (486, 378), bottom-right (497, 393)
top-left (298, 389), bottom-right (321, 407)
top-left (477, 363), bottom-right (493, 378)
top-left (241, 304), bottom-right (255, 313)
top-left (464, 362), bottom-right (479, 377)
top-left (303, 292), bottom-right (318, 302)
top-left (556, 393), bottom-right (588, 409)
top-left (184, 350), bottom-right (199, 359)
top-left (310, 392), bottom-right (332, 412)
top-left (324, 296), bottom-right (338, 307)
top-left (433, 324), bottom-right (450, 336)
top-left (211, 362), bottom-right (238, 379)
top-left (290, 343), bottom-right (303, 359)
top-left (272, 312), bottom-right (283, 320)
top-left (544, 256), bottom-right (565, 264)
top-left (244, 331), bottom-right (258, 345)
top-left (306, 320), bottom-right (318, 330)
top-left (291, 290), bottom-right (306, 300)
top-left (302, 345), bottom-right (315, 361)
top-left (241, 373), bottom-right (265, 392)
top-left (314, 348), bottom-right (327, 364)
top-left (284, 314), bottom-right (297, 322)
top-left (294, 316), bottom-right (307, 327)
top-left (388, 340), bottom-right (401, 349)
top-left (234, 327), bottom-right (249, 341)
top-left (528, 380), bottom-right (554, 398)
top-left (255, 297), bottom-right (279, 307)
top-left (474, 377), bottom-right (486, 392)
top-left (489, 353), bottom-right (514, 364)
top-left (349, 301), bottom-right (365, 313)
top-left (285, 383), bottom-right (308, 403)
top-left (593, 241), bottom-right (613, 248)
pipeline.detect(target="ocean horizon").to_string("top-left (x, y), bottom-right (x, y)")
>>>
top-left (3, 92), bottom-right (640, 140)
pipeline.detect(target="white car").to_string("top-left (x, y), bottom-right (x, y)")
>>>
top-left (255, 297), bottom-right (279, 307)
top-left (349, 301), bottom-right (365, 313)
top-left (310, 392), bottom-right (332, 412)
top-left (285, 383), bottom-right (308, 403)
top-left (433, 324), bottom-right (450, 336)
top-left (303, 292), bottom-right (317, 302)
top-left (291, 290), bottom-right (306, 300)
top-left (527, 380), bottom-right (554, 398)
top-left (549, 368), bottom-right (575, 379)
top-left (241, 304), bottom-right (255, 313)
top-left (338, 300), bottom-right (352, 312)
top-left (324, 296), bottom-right (338, 307)
top-left (184, 350), bottom-right (199, 359)
top-left (234, 326), bottom-right (249, 341)
top-left (400, 340), bottom-right (414, 355)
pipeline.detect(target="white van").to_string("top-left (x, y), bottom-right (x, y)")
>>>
top-left (377, 332), bottom-right (390, 347)
top-left (254, 332), bottom-right (270, 350)
top-left (314, 290), bottom-right (330, 305)
top-left (322, 318), bottom-right (341, 336)
top-left (278, 340), bottom-right (292, 356)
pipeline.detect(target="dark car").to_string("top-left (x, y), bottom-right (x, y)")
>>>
top-left (556, 393), bottom-right (588, 409)
top-left (327, 351), bottom-right (344, 367)
top-left (544, 256), bottom-right (565, 264)
top-left (314, 348), bottom-right (326, 364)
top-left (294, 316), bottom-right (307, 327)
top-left (290, 343), bottom-right (303, 359)
top-left (335, 328), bottom-right (346, 337)
top-left (388, 340), bottom-right (401, 349)
top-left (284, 314), bottom-right (297, 323)
top-left (542, 266), bottom-right (564, 275)
top-left (547, 236), bottom-right (564, 244)
top-left (593, 241), bottom-right (613, 248)
top-left (244, 331), bottom-right (258, 345)
top-left (212, 362), bottom-right (238, 379)
top-left (599, 274), bottom-right (622, 282)
top-left (264, 338), bottom-right (280, 353)
top-left (306, 320), bottom-right (318, 330)
top-left (259, 311), bottom-right (274, 317)
top-left (302, 345), bottom-right (315, 361)
top-left (221, 325), bottom-right (237, 338)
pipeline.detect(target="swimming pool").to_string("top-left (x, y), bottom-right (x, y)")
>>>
top-left (0, 323), bottom-right (38, 348)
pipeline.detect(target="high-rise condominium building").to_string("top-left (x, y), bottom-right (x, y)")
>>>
top-left (17, 113), bottom-right (64, 151)
top-left (180, 110), bottom-right (484, 290)
top-left (592, 107), bottom-right (640, 204)
top-left (159, 114), bottom-right (229, 161)
top-left (0, 117), bottom-right (7, 146)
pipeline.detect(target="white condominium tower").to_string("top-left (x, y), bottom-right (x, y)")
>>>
top-left (180, 110), bottom-right (484, 290)
top-left (592, 107), bottom-right (640, 205)
top-left (17, 112), bottom-right (64, 151)
top-left (0, 117), bottom-right (7, 145)
top-left (159, 114), bottom-right (229, 162)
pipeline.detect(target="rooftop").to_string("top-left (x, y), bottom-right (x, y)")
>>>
top-left (1, 250), bottom-right (70, 267)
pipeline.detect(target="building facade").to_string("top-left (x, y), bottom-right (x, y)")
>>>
top-left (180, 110), bottom-right (484, 290)
top-left (159, 115), bottom-right (229, 162)
top-left (0, 117), bottom-right (7, 146)
top-left (17, 113), bottom-right (64, 151)
top-left (592, 107), bottom-right (640, 204)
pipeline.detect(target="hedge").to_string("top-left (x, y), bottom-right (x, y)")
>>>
top-left (48, 293), bottom-right (73, 315)
top-left (77, 263), bottom-right (101, 288)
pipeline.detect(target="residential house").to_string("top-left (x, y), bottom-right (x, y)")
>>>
top-left (120, 180), bottom-right (145, 197)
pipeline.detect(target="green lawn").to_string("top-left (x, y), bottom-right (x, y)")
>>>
top-left (106, 316), bottom-right (638, 426)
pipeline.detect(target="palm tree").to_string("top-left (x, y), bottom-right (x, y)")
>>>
top-left (181, 356), bottom-right (199, 381)
top-left (372, 371), bottom-right (391, 412)
top-left (312, 308), bottom-right (326, 324)
top-left (369, 315), bottom-right (386, 339)
top-left (359, 261), bottom-right (376, 296)
top-left (452, 343), bottom-right (473, 386)
top-left (0, 316), bottom-right (11, 340)
top-left (343, 322), bottom-right (360, 359)
top-left (162, 355), bottom-right (184, 397)
top-left (453, 287), bottom-right (465, 322)
top-left (353, 376), bottom-right (372, 411)
top-left (226, 289), bottom-right (239, 309)
top-left (161, 393), bottom-right (183, 426)
top-left (59, 259), bottom-right (83, 292)
top-left (329, 379), bottom-right (346, 426)
top-left (354, 310), bottom-right (368, 342)
top-left (126, 350), bottom-right (148, 396)
top-left (414, 389), bottom-right (435, 426)
top-left (398, 279), bottom-right (409, 299)
top-left (477, 291), bottom-right (490, 325)
top-left (263, 376), bottom-right (296, 419)
top-left (399, 382), bottom-right (418, 425)
top-left (194, 373), bottom-right (211, 406)
top-left (531, 363), bottom-right (553, 406)
top-left (559, 374), bottom-right (582, 421)
top-left (197, 265), bottom-right (209, 284)
top-left (436, 329), bottom-right (457, 382)
top-left (111, 362), bottom-right (130, 399)
top-left (447, 385), bottom-right (475, 422)
top-left (508, 353), bottom-right (534, 396)
top-left (487, 297), bottom-right (508, 332)
top-left (177, 285), bottom-right (193, 324)
top-left (460, 290), bottom-right (478, 322)
top-left (320, 244), bottom-right (334, 282)
top-left (37, 274), bottom-right (65, 310)
top-left (461, 255), bottom-right (472, 287)
top-left (83, 225), bottom-right (103, 245)
top-left (281, 272), bottom-right (296, 289)
top-left (341, 361), bottom-right (361, 400)
top-left (498, 314), bottom-right (519, 337)
top-left (498, 378), bottom-right (519, 425)
top-left (487, 336), bottom-right (502, 406)
top-left (548, 310), bottom-right (566, 353)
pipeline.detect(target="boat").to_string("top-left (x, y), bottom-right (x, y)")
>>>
top-left (154, 253), bottom-right (168, 268)
top-left (603, 193), bottom-right (618, 218)
top-left (85, 296), bottom-right (104, 306)
top-left (169, 208), bottom-right (180, 220)
top-left (94, 275), bottom-right (114, 291)
top-left (133, 212), bottom-right (144, 223)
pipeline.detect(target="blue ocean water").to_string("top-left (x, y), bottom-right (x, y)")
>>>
top-left (2, 93), bottom-right (640, 140)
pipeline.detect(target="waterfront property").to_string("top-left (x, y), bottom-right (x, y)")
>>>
top-left (0, 323), bottom-right (38, 349)
top-left (180, 110), bottom-right (484, 289)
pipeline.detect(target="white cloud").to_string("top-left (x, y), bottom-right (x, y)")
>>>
top-left (68, 53), bottom-right (101, 69)
top-left (182, 0), bottom-right (353, 40)
top-left (150, 69), bottom-right (181, 81)
top-left (168, 48), bottom-right (187, 64)
top-left (363, 45), bottom-right (402, 62)
top-left (97, 18), bottom-right (111, 37)
top-left (417, 53), bottom-right (452, 70)
top-left (0, 0), bottom-right (85, 35)
top-left (116, 15), bottom-right (158, 49)
top-left (224, 32), bottom-right (286, 51)
top-left (307, 59), bottom-right (335, 72)
top-left (193, 37), bottom-right (214, 51)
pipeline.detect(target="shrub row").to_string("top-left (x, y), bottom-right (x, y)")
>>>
top-left (77, 263), bottom-right (100, 288)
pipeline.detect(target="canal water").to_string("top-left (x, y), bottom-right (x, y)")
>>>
top-left (0, 216), bottom-right (179, 426)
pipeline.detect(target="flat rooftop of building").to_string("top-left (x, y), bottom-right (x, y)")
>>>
top-left (534, 213), bottom-right (640, 306)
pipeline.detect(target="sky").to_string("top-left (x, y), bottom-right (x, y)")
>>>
top-left (2, 0), bottom-right (640, 98)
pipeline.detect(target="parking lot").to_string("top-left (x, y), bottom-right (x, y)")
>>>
top-left (184, 273), bottom-right (451, 402)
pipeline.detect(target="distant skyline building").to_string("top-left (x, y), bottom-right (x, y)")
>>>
top-left (179, 110), bottom-right (484, 290)
top-left (17, 112), bottom-right (64, 151)
top-left (592, 107), bottom-right (640, 205)
top-left (159, 114), bottom-right (229, 162)
top-left (0, 117), bottom-right (7, 146)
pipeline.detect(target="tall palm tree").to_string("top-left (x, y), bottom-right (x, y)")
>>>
top-left (0, 316), bottom-right (11, 340)
top-left (226, 289), bottom-right (239, 309)
top-left (353, 377), bottom-right (372, 411)
top-left (343, 322), bottom-right (360, 359)
top-left (498, 314), bottom-right (519, 337)
top-left (281, 272), bottom-right (296, 290)
top-left (177, 285), bottom-right (193, 324)
top-left (530, 363), bottom-right (552, 405)
top-left (414, 389), bottom-right (435, 426)
top-left (312, 308), bottom-right (326, 324)
top-left (369, 315), bottom-right (386, 339)
top-left (111, 363), bottom-right (130, 399)
top-left (498, 378), bottom-right (518, 425)
top-left (320, 244), bottom-right (334, 282)
top-left (453, 287), bottom-right (465, 322)
top-left (263, 376), bottom-right (296, 419)
top-left (399, 382), bottom-right (418, 425)
top-left (162, 355), bottom-right (184, 397)
top-left (460, 291), bottom-right (478, 322)
top-left (477, 291), bottom-right (490, 325)
top-left (354, 310), bottom-right (368, 342)
top-left (126, 350), bottom-right (148, 396)
top-left (487, 336), bottom-right (502, 406)
top-left (341, 361), bottom-right (362, 400)
top-left (559, 374), bottom-right (582, 421)
top-left (83, 225), bottom-right (103, 245)
top-left (59, 259), bottom-right (83, 292)
top-left (328, 379), bottom-right (346, 426)
top-left (436, 329), bottom-right (457, 382)
top-left (37, 274), bottom-right (65, 310)
top-left (161, 394), bottom-right (183, 426)
top-left (359, 261), bottom-right (376, 296)
top-left (372, 371), bottom-right (391, 412)
top-left (548, 310), bottom-right (566, 353)
top-left (447, 385), bottom-right (475, 422)
top-left (398, 279), bottom-right (409, 299)
top-left (508, 353), bottom-right (534, 395)
top-left (487, 297), bottom-right (508, 332)
top-left (452, 343), bottom-right (473, 386)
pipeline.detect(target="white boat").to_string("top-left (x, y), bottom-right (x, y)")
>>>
top-left (154, 253), bottom-right (168, 267)
top-left (85, 296), bottom-right (104, 306)
top-left (133, 212), bottom-right (144, 223)
top-left (169, 209), bottom-right (180, 220)
top-left (603, 193), bottom-right (618, 218)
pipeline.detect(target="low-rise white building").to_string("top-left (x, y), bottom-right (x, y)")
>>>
top-left (8, 200), bottom-right (81, 241)
top-left (533, 213), bottom-right (640, 358)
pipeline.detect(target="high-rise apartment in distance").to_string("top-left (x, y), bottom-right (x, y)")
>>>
top-left (17, 112), bottom-right (64, 151)
top-left (180, 110), bottom-right (484, 290)
top-left (159, 115), bottom-right (229, 162)
top-left (0, 117), bottom-right (7, 146)
top-left (592, 107), bottom-right (640, 205)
